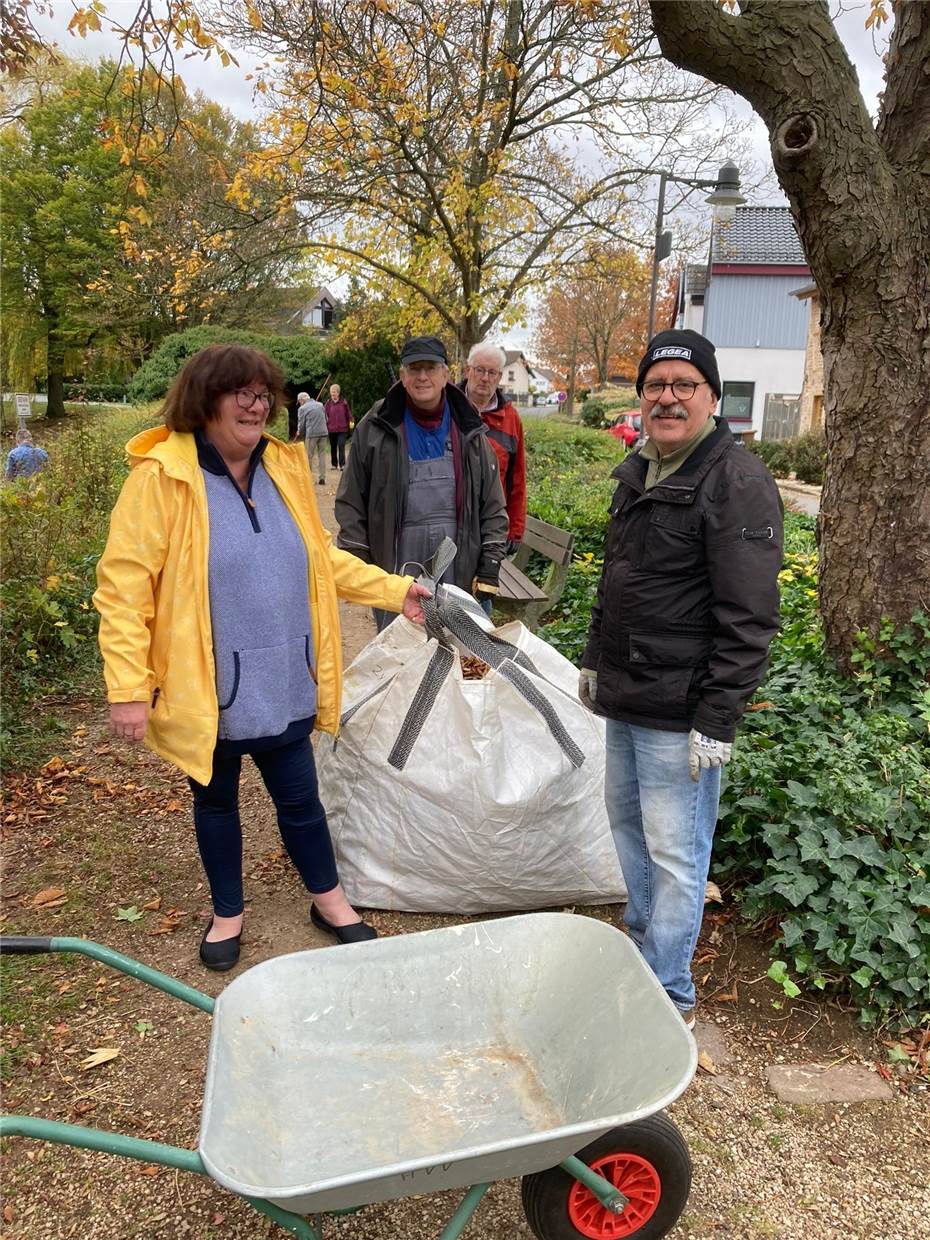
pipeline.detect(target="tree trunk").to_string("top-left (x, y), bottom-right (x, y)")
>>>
top-left (649, 0), bottom-right (930, 668)
top-left (818, 234), bottom-right (930, 659)
top-left (565, 328), bottom-right (579, 419)
top-left (45, 322), bottom-right (66, 419)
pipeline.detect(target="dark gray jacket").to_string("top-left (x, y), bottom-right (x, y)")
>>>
top-left (335, 382), bottom-right (508, 589)
top-left (582, 419), bottom-right (783, 742)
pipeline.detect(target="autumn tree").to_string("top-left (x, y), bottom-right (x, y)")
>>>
top-left (536, 246), bottom-right (655, 388)
top-left (0, 61), bottom-right (128, 415)
top-left (207, 0), bottom-right (737, 359)
top-left (0, 58), bottom-right (305, 408)
top-left (92, 84), bottom-right (303, 365)
top-left (649, 0), bottom-right (930, 666)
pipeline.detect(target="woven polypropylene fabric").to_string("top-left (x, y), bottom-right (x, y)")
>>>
top-left (387, 644), bottom-right (456, 770)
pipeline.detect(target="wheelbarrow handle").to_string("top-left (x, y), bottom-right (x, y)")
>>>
top-left (0, 936), bottom-right (54, 954)
top-left (0, 936), bottom-right (215, 1013)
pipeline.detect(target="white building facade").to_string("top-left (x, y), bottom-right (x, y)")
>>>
top-left (676, 208), bottom-right (811, 440)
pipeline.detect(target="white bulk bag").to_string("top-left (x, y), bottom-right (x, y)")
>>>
top-left (317, 586), bottom-right (625, 913)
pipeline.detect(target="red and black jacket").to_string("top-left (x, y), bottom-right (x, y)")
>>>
top-left (459, 383), bottom-right (527, 542)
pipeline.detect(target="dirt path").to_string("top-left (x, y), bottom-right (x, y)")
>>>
top-left (1, 473), bottom-right (926, 1240)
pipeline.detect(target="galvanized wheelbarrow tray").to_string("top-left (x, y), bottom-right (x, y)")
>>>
top-left (1, 913), bottom-right (697, 1239)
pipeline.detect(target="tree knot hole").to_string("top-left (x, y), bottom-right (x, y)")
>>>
top-left (776, 113), bottom-right (819, 158)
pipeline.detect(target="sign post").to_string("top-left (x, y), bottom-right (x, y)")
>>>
top-left (14, 393), bottom-right (32, 423)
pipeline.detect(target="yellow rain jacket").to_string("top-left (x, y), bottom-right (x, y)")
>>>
top-left (94, 426), bottom-right (413, 785)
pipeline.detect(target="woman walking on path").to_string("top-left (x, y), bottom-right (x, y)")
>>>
top-left (94, 345), bottom-right (428, 971)
top-left (324, 383), bottom-right (352, 468)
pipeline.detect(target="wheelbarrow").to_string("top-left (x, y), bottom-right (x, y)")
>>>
top-left (1, 912), bottom-right (697, 1239)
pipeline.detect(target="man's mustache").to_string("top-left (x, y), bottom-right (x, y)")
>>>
top-left (648, 405), bottom-right (688, 421)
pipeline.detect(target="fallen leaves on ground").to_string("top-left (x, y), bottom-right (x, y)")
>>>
top-left (697, 1050), bottom-right (719, 1075)
top-left (31, 885), bottom-right (66, 908)
top-left (147, 907), bottom-right (187, 935)
top-left (79, 1047), bottom-right (121, 1071)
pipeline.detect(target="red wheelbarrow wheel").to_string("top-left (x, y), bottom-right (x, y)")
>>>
top-left (521, 1114), bottom-right (691, 1240)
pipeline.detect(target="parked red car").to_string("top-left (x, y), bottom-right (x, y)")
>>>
top-left (608, 412), bottom-right (642, 447)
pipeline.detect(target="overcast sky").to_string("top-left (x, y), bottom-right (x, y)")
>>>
top-left (34, 1), bottom-right (891, 355)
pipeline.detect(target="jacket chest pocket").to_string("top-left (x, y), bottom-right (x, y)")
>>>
top-left (646, 505), bottom-right (704, 571)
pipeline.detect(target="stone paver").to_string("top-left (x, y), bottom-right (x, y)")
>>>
top-left (695, 1019), bottom-right (731, 1066)
top-left (766, 1062), bottom-right (894, 1104)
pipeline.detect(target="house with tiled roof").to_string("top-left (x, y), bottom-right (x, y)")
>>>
top-left (675, 206), bottom-right (811, 439)
top-left (501, 350), bottom-right (537, 403)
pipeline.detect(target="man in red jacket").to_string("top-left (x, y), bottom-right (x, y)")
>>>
top-left (461, 343), bottom-right (526, 556)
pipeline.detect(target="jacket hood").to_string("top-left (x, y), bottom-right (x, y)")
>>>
top-left (126, 424), bottom-right (297, 482)
top-left (375, 381), bottom-right (486, 437)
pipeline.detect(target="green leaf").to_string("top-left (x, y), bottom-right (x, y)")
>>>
top-left (115, 905), bottom-right (144, 922)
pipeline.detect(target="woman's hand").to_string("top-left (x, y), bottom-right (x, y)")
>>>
top-left (402, 582), bottom-right (432, 625)
top-left (109, 701), bottom-right (149, 742)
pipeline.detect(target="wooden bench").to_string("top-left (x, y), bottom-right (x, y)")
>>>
top-left (494, 515), bottom-right (575, 629)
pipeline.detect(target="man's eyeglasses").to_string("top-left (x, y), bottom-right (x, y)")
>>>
top-left (469, 366), bottom-right (502, 379)
top-left (641, 379), bottom-right (708, 401)
top-left (234, 388), bottom-right (273, 410)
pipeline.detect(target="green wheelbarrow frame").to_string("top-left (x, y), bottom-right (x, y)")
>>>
top-left (0, 936), bottom-right (627, 1240)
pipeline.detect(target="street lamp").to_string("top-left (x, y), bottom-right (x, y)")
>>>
top-left (646, 160), bottom-right (746, 340)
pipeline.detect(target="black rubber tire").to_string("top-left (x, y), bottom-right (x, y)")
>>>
top-left (521, 1114), bottom-right (692, 1240)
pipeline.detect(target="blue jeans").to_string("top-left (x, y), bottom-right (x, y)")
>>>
top-left (604, 720), bottom-right (721, 1011)
top-left (189, 735), bottom-right (339, 917)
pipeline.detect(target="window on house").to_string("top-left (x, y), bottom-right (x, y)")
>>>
top-left (721, 381), bottom-right (754, 426)
top-left (507, 370), bottom-right (515, 382)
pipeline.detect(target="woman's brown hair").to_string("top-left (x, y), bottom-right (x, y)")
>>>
top-left (161, 345), bottom-right (286, 432)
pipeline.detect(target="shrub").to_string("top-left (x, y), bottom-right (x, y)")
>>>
top-left (322, 338), bottom-right (400, 417)
top-left (792, 431), bottom-right (826, 484)
top-left (524, 420), bottom-right (623, 555)
top-left (749, 437), bottom-right (793, 477)
top-left (578, 397), bottom-right (610, 428)
top-left (0, 407), bottom-right (156, 766)
top-left (129, 326), bottom-right (327, 402)
top-left (749, 432), bottom-right (827, 484)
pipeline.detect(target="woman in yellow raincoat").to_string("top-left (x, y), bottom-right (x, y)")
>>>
top-left (95, 344), bottom-right (429, 970)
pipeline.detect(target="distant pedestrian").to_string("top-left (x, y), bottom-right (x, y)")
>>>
top-left (296, 391), bottom-right (329, 485)
top-left (4, 427), bottom-right (48, 481)
top-left (324, 384), bottom-right (352, 469)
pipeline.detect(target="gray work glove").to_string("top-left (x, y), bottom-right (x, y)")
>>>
top-left (688, 729), bottom-right (732, 782)
top-left (578, 668), bottom-right (598, 711)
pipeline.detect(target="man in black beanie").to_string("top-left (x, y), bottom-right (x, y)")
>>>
top-left (578, 328), bottom-right (783, 1028)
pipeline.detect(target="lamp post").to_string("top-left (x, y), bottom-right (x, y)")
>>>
top-left (646, 160), bottom-right (746, 341)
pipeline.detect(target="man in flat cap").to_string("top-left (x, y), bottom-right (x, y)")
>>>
top-left (578, 328), bottom-right (783, 1028)
top-left (335, 335), bottom-right (508, 629)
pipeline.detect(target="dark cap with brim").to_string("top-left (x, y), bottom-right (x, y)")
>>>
top-left (400, 335), bottom-right (449, 366)
top-left (636, 329), bottom-right (721, 398)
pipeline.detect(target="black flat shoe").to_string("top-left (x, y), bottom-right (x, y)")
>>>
top-left (199, 920), bottom-right (241, 971)
top-left (309, 904), bottom-right (378, 945)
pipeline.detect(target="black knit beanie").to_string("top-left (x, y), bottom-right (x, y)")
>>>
top-left (636, 329), bottom-right (721, 398)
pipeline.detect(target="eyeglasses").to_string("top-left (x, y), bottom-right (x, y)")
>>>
top-left (641, 379), bottom-right (708, 401)
top-left (234, 388), bottom-right (273, 410)
top-left (469, 366), bottom-right (502, 379)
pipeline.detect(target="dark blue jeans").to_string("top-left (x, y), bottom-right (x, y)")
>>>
top-left (329, 430), bottom-right (347, 468)
top-left (189, 735), bottom-right (338, 917)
